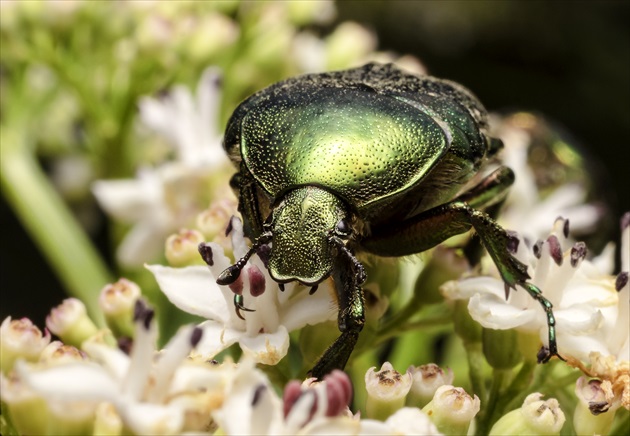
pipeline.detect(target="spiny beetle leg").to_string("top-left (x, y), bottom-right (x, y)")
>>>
top-left (309, 246), bottom-right (365, 380)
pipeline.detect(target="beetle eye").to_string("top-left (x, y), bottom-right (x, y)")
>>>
top-left (335, 219), bottom-right (351, 238)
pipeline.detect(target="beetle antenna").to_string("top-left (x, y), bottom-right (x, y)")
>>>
top-left (217, 232), bottom-right (272, 285)
top-left (329, 236), bottom-right (366, 285)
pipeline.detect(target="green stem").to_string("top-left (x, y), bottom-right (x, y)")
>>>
top-left (1, 131), bottom-right (111, 325)
top-left (476, 369), bottom-right (509, 436)
top-left (500, 359), bottom-right (537, 413)
top-left (464, 341), bottom-right (487, 404)
top-left (378, 301), bottom-right (451, 342)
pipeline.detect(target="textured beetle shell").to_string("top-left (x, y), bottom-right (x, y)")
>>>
top-left (224, 63), bottom-right (495, 226)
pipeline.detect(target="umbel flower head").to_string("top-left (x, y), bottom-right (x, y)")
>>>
top-left (6, 300), bottom-right (222, 435)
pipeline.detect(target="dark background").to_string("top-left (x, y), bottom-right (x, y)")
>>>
top-left (2, 1), bottom-right (629, 326)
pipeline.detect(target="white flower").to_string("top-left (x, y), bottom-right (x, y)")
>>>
top-left (566, 213), bottom-right (629, 411)
top-left (492, 112), bottom-right (602, 242)
top-left (148, 216), bottom-right (337, 366)
top-left (92, 67), bottom-right (229, 267)
top-left (441, 217), bottom-right (619, 361)
top-left (214, 361), bottom-right (357, 435)
top-left (213, 360), bottom-right (439, 436)
top-left (14, 301), bottom-right (221, 435)
top-left (138, 67), bottom-right (227, 168)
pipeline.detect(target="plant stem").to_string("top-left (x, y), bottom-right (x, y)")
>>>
top-left (1, 130), bottom-right (111, 325)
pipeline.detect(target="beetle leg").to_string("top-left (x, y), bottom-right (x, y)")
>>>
top-left (309, 242), bottom-right (366, 379)
top-left (217, 232), bottom-right (272, 285)
top-left (455, 166), bottom-right (514, 210)
top-left (364, 200), bottom-right (561, 362)
top-left (459, 166), bottom-right (514, 265)
top-left (234, 294), bottom-right (255, 321)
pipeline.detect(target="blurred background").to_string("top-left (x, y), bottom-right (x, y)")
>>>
top-left (1, 1), bottom-right (628, 327)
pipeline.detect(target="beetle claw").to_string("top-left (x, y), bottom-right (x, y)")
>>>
top-left (234, 294), bottom-right (255, 320)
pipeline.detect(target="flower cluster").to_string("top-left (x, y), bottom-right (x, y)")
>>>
top-left (2, 1), bottom-right (628, 435)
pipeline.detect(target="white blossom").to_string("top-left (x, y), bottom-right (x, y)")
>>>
top-left (92, 67), bottom-right (229, 267)
top-left (148, 216), bottom-right (337, 365)
top-left (14, 302), bottom-right (222, 434)
top-left (442, 217), bottom-right (619, 361)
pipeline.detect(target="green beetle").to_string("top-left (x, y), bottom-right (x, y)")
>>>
top-left (216, 63), bottom-right (560, 378)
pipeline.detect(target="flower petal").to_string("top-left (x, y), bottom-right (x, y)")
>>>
top-left (92, 171), bottom-right (162, 223)
top-left (118, 399), bottom-right (184, 436)
top-left (281, 282), bottom-right (337, 332)
top-left (239, 326), bottom-right (290, 365)
top-left (147, 265), bottom-right (230, 321)
top-left (16, 361), bottom-right (119, 402)
top-left (194, 321), bottom-right (242, 359)
top-left (468, 293), bottom-right (538, 330)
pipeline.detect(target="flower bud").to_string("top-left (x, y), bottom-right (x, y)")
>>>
top-left (422, 385), bottom-right (480, 435)
top-left (165, 228), bottom-right (206, 267)
top-left (452, 299), bottom-right (482, 344)
top-left (99, 278), bottom-right (141, 338)
top-left (325, 22), bottom-right (376, 70)
top-left (365, 362), bottom-right (412, 420)
top-left (93, 402), bottom-right (123, 435)
top-left (39, 341), bottom-right (87, 365)
top-left (182, 13), bottom-right (239, 62)
top-left (286, 0), bottom-right (336, 26)
top-left (573, 377), bottom-right (618, 435)
top-left (196, 199), bottom-right (236, 242)
top-left (0, 372), bottom-right (49, 435)
top-left (483, 327), bottom-right (522, 370)
top-left (0, 317), bottom-right (51, 373)
top-left (407, 363), bottom-right (454, 408)
top-left (489, 393), bottom-right (565, 435)
top-left (46, 298), bottom-right (99, 347)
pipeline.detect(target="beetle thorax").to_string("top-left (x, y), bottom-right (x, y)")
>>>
top-left (268, 186), bottom-right (347, 285)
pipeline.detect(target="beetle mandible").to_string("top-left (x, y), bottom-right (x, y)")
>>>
top-left (214, 63), bottom-right (560, 379)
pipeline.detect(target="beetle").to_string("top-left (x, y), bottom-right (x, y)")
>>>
top-left (215, 63), bottom-right (560, 379)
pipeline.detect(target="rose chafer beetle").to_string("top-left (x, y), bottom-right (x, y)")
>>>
top-left (216, 63), bottom-right (560, 379)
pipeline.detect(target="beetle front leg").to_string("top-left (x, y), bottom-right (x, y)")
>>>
top-left (309, 246), bottom-right (366, 379)
top-left (363, 201), bottom-right (561, 362)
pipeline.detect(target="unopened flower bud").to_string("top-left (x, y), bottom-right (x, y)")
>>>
top-left (489, 393), bottom-right (565, 435)
top-left (573, 377), bottom-right (618, 435)
top-left (287, 0), bottom-right (336, 26)
top-left (99, 278), bottom-right (141, 338)
top-left (0, 317), bottom-right (51, 373)
top-left (483, 327), bottom-right (522, 369)
top-left (365, 362), bottom-right (412, 420)
top-left (0, 372), bottom-right (48, 435)
top-left (39, 341), bottom-right (87, 365)
top-left (165, 228), bottom-right (206, 267)
top-left (46, 298), bottom-right (98, 347)
top-left (93, 402), bottom-right (123, 435)
top-left (325, 22), bottom-right (376, 70)
top-left (407, 363), bottom-right (454, 408)
top-left (283, 370), bottom-right (353, 429)
top-left (423, 385), bottom-right (480, 435)
top-left (196, 199), bottom-right (235, 242)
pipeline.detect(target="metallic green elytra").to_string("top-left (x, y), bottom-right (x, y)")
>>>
top-left (216, 63), bottom-right (560, 379)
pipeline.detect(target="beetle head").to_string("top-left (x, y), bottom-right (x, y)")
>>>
top-left (268, 186), bottom-right (350, 285)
